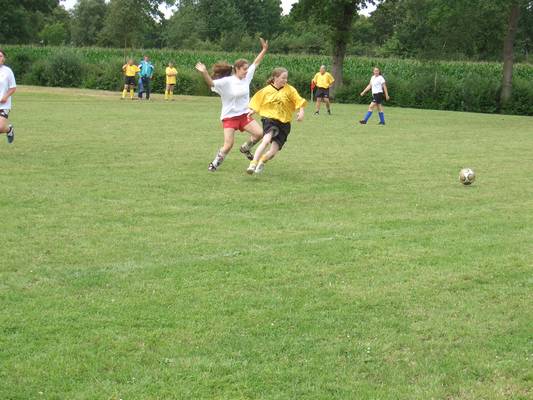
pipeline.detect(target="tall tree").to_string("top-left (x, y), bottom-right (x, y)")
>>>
top-left (291, 0), bottom-right (373, 96)
top-left (98, 0), bottom-right (173, 48)
top-left (0, 0), bottom-right (60, 43)
top-left (71, 0), bottom-right (108, 46)
top-left (500, 2), bottom-right (521, 106)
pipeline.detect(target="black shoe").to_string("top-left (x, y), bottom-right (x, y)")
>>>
top-left (378, 122), bottom-right (385, 125)
top-left (359, 120), bottom-right (367, 125)
top-left (6, 124), bottom-right (14, 144)
top-left (208, 163), bottom-right (217, 172)
top-left (314, 111), bottom-right (319, 115)
top-left (239, 145), bottom-right (254, 160)
top-left (327, 109), bottom-right (331, 115)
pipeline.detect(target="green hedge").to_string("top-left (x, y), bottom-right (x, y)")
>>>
top-left (3, 45), bottom-right (533, 115)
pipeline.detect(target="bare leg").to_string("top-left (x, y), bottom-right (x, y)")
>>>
top-left (324, 97), bottom-right (331, 113)
top-left (240, 119), bottom-right (263, 160)
top-left (315, 98), bottom-right (322, 113)
top-left (209, 128), bottom-right (235, 171)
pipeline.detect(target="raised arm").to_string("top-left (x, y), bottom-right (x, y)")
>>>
top-left (195, 62), bottom-right (214, 88)
top-left (252, 38), bottom-right (269, 67)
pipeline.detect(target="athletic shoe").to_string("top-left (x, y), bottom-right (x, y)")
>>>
top-left (359, 120), bottom-right (367, 125)
top-left (327, 110), bottom-right (331, 115)
top-left (240, 145), bottom-right (254, 160)
top-left (208, 163), bottom-right (217, 172)
top-left (6, 125), bottom-right (14, 144)
top-left (254, 162), bottom-right (265, 174)
top-left (314, 111), bottom-right (319, 115)
top-left (378, 122), bottom-right (385, 125)
top-left (246, 162), bottom-right (256, 175)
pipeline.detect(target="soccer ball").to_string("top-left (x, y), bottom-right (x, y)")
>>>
top-left (459, 168), bottom-right (475, 185)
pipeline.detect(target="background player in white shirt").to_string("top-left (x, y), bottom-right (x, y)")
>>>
top-left (359, 67), bottom-right (390, 125)
top-left (0, 49), bottom-right (16, 144)
top-left (196, 38), bottom-right (268, 172)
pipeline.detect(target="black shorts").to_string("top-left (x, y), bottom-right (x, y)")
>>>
top-left (372, 92), bottom-right (384, 104)
top-left (124, 76), bottom-right (136, 86)
top-left (315, 87), bottom-right (330, 98)
top-left (0, 110), bottom-right (9, 119)
top-left (262, 118), bottom-right (291, 150)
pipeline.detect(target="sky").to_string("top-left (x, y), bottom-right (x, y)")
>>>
top-left (61, 0), bottom-right (376, 17)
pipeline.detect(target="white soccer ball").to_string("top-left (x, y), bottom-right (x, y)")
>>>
top-left (459, 168), bottom-right (476, 185)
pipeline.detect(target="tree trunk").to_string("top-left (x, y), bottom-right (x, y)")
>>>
top-left (500, 3), bottom-right (520, 107)
top-left (330, 0), bottom-right (358, 98)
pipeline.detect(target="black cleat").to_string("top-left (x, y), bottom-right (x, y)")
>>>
top-left (378, 122), bottom-right (385, 125)
top-left (6, 124), bottom-right (14, 144)
top-left (314, 111), bottom-right (319, 115)
top-left (359, 120), bottom-right (367, 125)
top-left (239, 145), bottom-right (254, 160)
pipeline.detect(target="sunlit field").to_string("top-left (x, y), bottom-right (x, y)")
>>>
top-left (1, 87), bottom-right (531, 399)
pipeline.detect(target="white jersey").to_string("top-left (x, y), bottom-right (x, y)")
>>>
top-left (0, 65), bottom-right (16, 110)
top-left (211, 63), bottom-right (256, 120)
top-left (370, 75), bottom-right (386, 94)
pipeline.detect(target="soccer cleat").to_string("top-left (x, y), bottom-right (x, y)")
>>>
top-left (378, 122), bottom-right (385, 125)
top-left (240, 145), bottom-right (254, 160)
top-left (208, 163), bottom-right (217, 172)
top-left (6, 125), bottom-right (14, 144)
top-left (327, 109), bottom-right (331, 115)
top-left (246, 162), bottom-right (256, 175)
top-left (359, 120), bottom-right (367, 125)
top-left (254, 162), bottom-right (265, 174)
top-left (314, 111), bottom-right (319, 115)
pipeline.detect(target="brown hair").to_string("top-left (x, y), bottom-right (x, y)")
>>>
top-left (266, 67), bottom-right (288, 85)
top-left (373, 66), bottom-right (382, 75)
top-left (211, 59), bottom-right (249, 79)
top-left (0, 49), bottom-right (5, 57)
top-left (212, 62), bottom-right (233, 79)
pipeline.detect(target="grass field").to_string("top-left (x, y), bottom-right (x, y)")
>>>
top-left (1, 87), bottom-right (531, 399)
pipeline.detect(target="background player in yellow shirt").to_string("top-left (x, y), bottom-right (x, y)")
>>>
top-left (121, 59), bottom-right (140, 100)
top-left (246, 67), bottom-right (307, 175)
top-left (165, 62), bottom-right (177, 100)
top-left (311, 65), bottom-right (334, 115)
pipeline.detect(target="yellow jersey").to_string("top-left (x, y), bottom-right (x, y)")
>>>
top-left (312, 72), bottom-right (335, 89)
top-left (249, 84), bottom-right (307, 124)
top-left (166, 67), bottom-right (177, 84)
top-left (122, 64), bottom-right (140, 77)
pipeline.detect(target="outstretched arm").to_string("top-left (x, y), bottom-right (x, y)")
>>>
top-left (360, 83), bottom-right (371, 96)
top-left (252, 38), bottom-right (269, 67)
top-left (195, 62), bottom-right (214, 88)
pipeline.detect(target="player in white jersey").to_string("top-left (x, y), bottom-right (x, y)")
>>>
top-left (0, 49), bottom-right (16, 144)
top-left (359, 67), bottom-right (390, 125)
top-left (195, 38), bottom-right (268, 172)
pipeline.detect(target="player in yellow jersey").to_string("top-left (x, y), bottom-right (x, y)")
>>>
top-left (311, 65), bottom-right (334, 115)
top-left (246, 67), bottom-right (307, 175)
top-left (165, 62), bottom-right (177, 100)
top-left (121, 59), bottom-right (140, 100)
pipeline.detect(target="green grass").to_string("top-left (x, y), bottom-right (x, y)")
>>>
top-left (1, 87), bottom-right (531, 399)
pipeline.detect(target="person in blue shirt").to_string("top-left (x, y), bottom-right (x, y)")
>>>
top-left (138, 55), bottom-right (154, 100)
top-left (137, 58), bottom-right (144, 98)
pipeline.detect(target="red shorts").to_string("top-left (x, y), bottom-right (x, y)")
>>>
top-left (222, 114), bottom-right (254, 131)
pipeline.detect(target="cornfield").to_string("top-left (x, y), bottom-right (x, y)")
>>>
top-left (3, 45), bottom-right (533, 115)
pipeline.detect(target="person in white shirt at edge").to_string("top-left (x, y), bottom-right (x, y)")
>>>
top-left (359, 67), bottom-right (390, 125)
top-left (0, 49), bottom-right (16, 144)
top-left (195, 38), bottom-right (268, 172)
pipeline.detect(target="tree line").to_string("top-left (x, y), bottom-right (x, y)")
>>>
top-left (1, 0), bottom-right (531, 62)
